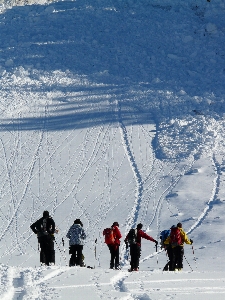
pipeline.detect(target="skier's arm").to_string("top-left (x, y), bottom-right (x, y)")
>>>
top-left (114, 227), bottom-right (122, 240)
top-left (181, 230), bottom-right (192, 245)
top-left (81, 229), bottom-right (87, 240)
top-left (66, 228), bottom-right (71, 239)
top-left (49, 218), bottom-right (56, 234)
top-left (140, 230), bottom-right (156, 242)
top-left (30, 221), bottom-right (38, 234)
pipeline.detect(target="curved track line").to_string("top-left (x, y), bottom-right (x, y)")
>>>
top-left (188, 153), bottom-right (221, 235)
top-left (117, 101), bottom-right (143, 229)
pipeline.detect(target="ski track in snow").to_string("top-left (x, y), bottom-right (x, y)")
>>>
top-left (0, 94), bottom-right (213, 266)
top-left (0, 69), bottom-right (223, 296)
top-left (2, 265), bottom-right (225, 300)
top-left (117, 101), bottom-right (143, 229)
top-left (188, 153), bottom-right (223, 235)
top-left (0, 67), bottom-right (222, 269)
top-left (0, 266), bottom-right (68, 300)
top-left (0, 131), bottom-right (44, 243)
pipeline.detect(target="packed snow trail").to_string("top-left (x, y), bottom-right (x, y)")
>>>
top-left (1, 264), bottom-right (225, 300)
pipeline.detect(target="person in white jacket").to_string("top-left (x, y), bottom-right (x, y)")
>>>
top-left (66, 219), bottom-right (86, 266)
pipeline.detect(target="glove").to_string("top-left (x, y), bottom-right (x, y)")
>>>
top-left (190, 239), bottom-right (193, 244)
top-left (155, 241), bottom-right (158, 245)
top-left (125, 240), bottom-right (129, 249)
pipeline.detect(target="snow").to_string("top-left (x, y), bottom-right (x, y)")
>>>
top-left (0, 0), bottom-right (225, 298)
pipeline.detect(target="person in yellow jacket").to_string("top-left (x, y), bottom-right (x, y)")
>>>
top-left (164, 223), bottom-right (193, 271)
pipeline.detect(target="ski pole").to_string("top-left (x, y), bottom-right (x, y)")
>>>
top-left (94, 238), bottom-right (97, 260)
top-left (62, 238), bottom-right (66, 254)
top-left (93, 238), bottom-right (97, 268)
top-left (55, 239), bottom-right (67, 265)
top-left (126, 244), bottom-right (129, 261)
top-left (155, 243), bottom-right (158, 264)
top-left (127, 249), bottom-right (129, 261)
top-left (192, 244), bottom-right (197, 269)
top-left (184, 254), bottom-right (193, 271)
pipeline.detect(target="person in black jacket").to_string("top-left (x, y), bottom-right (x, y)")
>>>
top-left (30, 211), bottom-right (56, 266)
top-left (124, 223), bottom-right (158, 271)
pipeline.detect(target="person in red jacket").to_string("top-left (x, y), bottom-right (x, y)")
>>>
top-left (125, 223), bottom-right (158, 271)
top-left (103, 222), bottom-right (122, 269)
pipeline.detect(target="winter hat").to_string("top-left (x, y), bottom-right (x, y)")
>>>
top-left (74, 219), bottom-right (83, 226)
top-left (113, 222), bottom-right (119, 227)
top-left (137, 223), bottom-right (143, 229)
top-left (43, 211), bottom-right (49, 218)
top-left (177, 223), bottom-right (182, 228)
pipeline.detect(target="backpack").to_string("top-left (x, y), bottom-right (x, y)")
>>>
top-left (170, 227), bottom-right (182, 246)
top-left (103, 228), bottom-right (115, 245)
top-left (160, 229), bottom-right (170, 246)
top-left (41, 218), bottom-right (49, 235)
top-left (127, 228), bottom-right (137, 245)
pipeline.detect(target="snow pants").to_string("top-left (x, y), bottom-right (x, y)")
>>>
top-left (108, 244), bottom-right (120, 269)
top-left (172, 245), bottom-right (184, 270)
top-left (129, 244), bottom-right (141, 270)
top-left (38, 235), bottom-right (55, 266)
top-left (163, 246), bottom-right (174, 271)
top-left (69, 245), bottom-right (84, 266)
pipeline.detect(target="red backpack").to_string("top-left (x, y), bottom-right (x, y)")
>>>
top-left (170, 227), bottom-right (182, 246)
top-left (103, 228), bottom-right (115, 245)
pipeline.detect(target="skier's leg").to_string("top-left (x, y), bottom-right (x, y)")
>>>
top-left (135, 245), bottom-right (141, 270)
top-left (167, 246), bottom-right (174, 271)
top-left (70, 245), bottom-right (76, 266)
top-left (177, 246), bottom-right (184, 269)
top-left (76, 245), bottom-right (83, 266)
top-left (171, 247), bottom-right (177, 271)
top-left (130, 244), bottom-right (136, 270)
top-left (108, 245), bottom-right (114, 268)
top-left (48, 236), bottom-right (55, 265)
top-left (114, 245), bottom-right (120, 269)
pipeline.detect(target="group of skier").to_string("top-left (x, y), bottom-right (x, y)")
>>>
top-left (30, 211), bottom-right (193, 271)
top-left (102, 222), bottom-right (158, 271)
top-left (30, 211), bottom-right (86, 267)
top-left (102, 221), bottom-right (193, 272)
top-left (160, 222), bottom-right (193, 271)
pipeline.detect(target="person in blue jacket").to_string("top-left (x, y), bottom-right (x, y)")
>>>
top-left (66, 219), bottom-right (86, 267)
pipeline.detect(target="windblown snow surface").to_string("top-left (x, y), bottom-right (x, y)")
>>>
top-left (0, 0), bottom-right (225, 299)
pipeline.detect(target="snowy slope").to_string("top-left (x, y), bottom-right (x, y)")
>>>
top-left (0, 0), bottom-right (225, 299)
